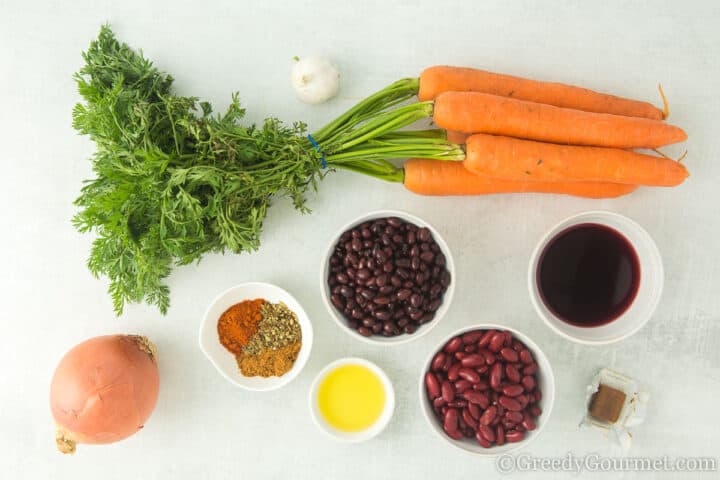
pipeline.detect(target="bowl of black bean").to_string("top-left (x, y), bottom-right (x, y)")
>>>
top-left (321, 210), bottom-right (455, 345)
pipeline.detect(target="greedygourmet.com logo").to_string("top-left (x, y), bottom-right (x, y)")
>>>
top-left (495, 453), bottom-right (717, 474)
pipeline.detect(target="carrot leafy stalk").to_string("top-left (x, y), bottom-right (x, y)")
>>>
top-left (72, 26), bottom-right (460, 314)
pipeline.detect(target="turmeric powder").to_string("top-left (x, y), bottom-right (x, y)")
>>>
top-left (217, 299), bottom-right (265, 355)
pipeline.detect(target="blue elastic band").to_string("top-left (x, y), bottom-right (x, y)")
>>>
top-left (307, 134), bottom-right (327, 169)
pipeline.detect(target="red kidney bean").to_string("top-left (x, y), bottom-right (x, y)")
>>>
top-left (521, 375), bottom-right (536, 391)
top-left (463, 344), bottom-right (477, 353)
top-left (475, 432), bottom-right (492, 448)
top-left (478, 329), bottom-right (496, 348)
top-left (479, 406), bottom-right (497, 426)
top-left (505, 430), bottom-right (525, 443)
top-left (468, 402), bottom-right (481, 420)
top-left (431, 352), bottom-right (446, 372)
top-left (425, 372), bottom-right (440, 399)
top-left (500, 347), bottom-right (519, 363)
top-left (443, 408), bottom-right (459, 434)
top-left (498, 396), bottom-right (523, 412)
top-left (506, 364), bottom-right (521, 383)
top-left (519, 349), bottom-right (534, 364)
top-left (441, 381), bottom-right (455, 403)
top-left (488, 333), bottom-right (505, 352)
top-left (496, 425), bottom-right (506, 446)
top-left (490, 362), bottom-right (504, 390)
top-left (502, 384), bottom-right (524, 397)
top-left (462, 331), bottom-right (484, 344)
top-left (505, 411), bottom-right (523, 423)
top-left (478, 424), bottom-right (496, 443)
top-left (522, 412), bottom-right (537, 431)
top-left (443, 337), bottom-right (462, 353)
top-left (458, 368), bottom-right (480, 383)
top-left (460, 354), bottom-right (485, 368)
top-left (426, 328), bottom-right (543, 448)
top-left (462, 409), bottom-right (478, 430)
top-left (464, 391), bottom-right (490, 409)
top-left (479, 349), bottom-right (496, 365)
top-left (447, 362), bottom-right (462, 381)
top-left (454, 379), bottom-right (473, 393)
top-left (523, 362), bottom-right (538, 376)
top-left (533, 388), bottom-right (542, 402)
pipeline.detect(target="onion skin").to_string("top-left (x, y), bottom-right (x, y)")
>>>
top-left (50, 335), bottom-right (160, 454)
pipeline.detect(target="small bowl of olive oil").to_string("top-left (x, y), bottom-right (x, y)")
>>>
top-left (309, 358), bottom-right (395, 442)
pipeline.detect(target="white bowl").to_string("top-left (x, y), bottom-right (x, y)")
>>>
top-left (528, 211), bottom-right (663, 345)
top-left (309, 357), bottom-right (395, 442)
top-left (320, 210), bottom-right (455, 346)
top-left (199, 282), bottom-right (313, 391)
top-left (419, 324), bottom-right (555, 457)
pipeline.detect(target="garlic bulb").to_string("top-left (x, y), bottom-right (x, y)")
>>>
top-left (291, 57), bottom-right (340, 104)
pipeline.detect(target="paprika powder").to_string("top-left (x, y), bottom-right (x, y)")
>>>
top-left (217, 299), bottom-right (265, 355)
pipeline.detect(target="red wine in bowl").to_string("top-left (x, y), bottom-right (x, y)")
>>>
top-left (536, 223), bottom-right (640, 327)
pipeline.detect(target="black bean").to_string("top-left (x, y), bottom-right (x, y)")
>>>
top-left (397, 268), bottom-right (410, 279)
top-left (379, 285), bottom-right (394, 295)
top-left (376, 274), bottom-right (388, 287)
top-left (361, 227), bottom-right (371, 239)
top-left (411, 257), bottom-right (421, 270)
top-left (427, 299), bottom-right (442, 312)
top-left (330, 294), bottom-right (345, 309)
top-left (335, 272), bottom-right (348, 284)
top-left (352, 238), bottom-right (362, 251)
top-left (441, 271), bottom-right (451, 288)
top-left (374, 309), bottom-right (391, 321)
top-left (362, 317), bottom-right (376, 328)
top-left (360, 289), bottom-right (375, 300)
top-left (390, 275), bottom-right (402, 287)
top-left (372, 323), bottom-right (383, 334)
top-left (420, 251), bottom-right (435, 263)
top-left (420, 242), bottom-right (430, 252)
top-left (396, 289), bottom-right (412, 300)
top-left (404, 324), bottom-right (418, 334)
top-left (339, 286), bottom-right (353, 298)
top-left (419, 312), bottom-right (435, 324)
top-left (397, 317), bottom-right (409, 328)
top-left (374, 296), bottom-right (391, 305)
top-left (418, 227), bottom-right (431, 242)
top-left (347, 320), bottom-right (358, 329)
top-left (358, 327), bottom-right (373, 337)
top-left (387, 217), bottom-right (402, 227)
top-left (435, 252), bottom-right (446, 267)
top-left (396, 258), bottom-right (411, 268)
top-left (410, 293), bottom-right (423, 308)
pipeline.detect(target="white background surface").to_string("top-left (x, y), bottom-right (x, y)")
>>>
top-left (2, 0), bottom-right (719, 478)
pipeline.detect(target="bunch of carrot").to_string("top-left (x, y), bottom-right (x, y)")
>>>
top-left (402, 66), bottom-right (689, 198)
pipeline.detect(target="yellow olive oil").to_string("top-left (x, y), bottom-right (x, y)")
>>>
top-left (317, 364), bottom-right (385, 432)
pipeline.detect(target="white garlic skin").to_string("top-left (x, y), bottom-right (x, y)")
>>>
top-left (291, 57), bottom-right (340, 104)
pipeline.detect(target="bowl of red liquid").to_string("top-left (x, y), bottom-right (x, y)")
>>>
top-left (529, 211), bottom-right (663, 345)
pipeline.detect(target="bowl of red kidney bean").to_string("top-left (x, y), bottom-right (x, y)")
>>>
top-left (420, 325), bottom-right (555, 455)
top-left (321, 210), bottom-right (455, 345)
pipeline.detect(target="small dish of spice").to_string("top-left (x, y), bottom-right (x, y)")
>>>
top-left (199, 282), bottom-right (313, 391)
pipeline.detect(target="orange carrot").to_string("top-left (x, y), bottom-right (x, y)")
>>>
top-left (419, 66), bottom-right (664, 119)
top-left (446, 130), bottom-right (470, 144)
top-left (464, 134), bottom-right (688, 187)
top-left (433, 92), bottom-right (686, 149)
top-left (403, 159), bottom-right (638, 198)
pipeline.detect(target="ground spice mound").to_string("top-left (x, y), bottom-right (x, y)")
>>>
top-left (235, 301), bottom-right (303, 377)
top-left (236, 342), bottom-right (301, 377)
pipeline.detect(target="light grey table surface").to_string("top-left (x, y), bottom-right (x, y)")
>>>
top-left (2, 1), bottom-right (719, 478)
